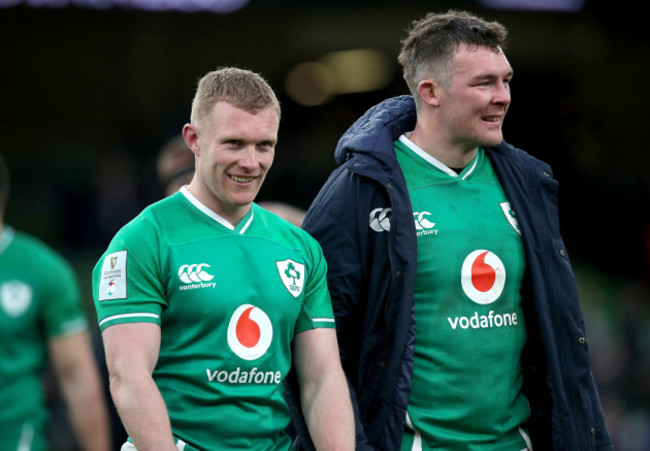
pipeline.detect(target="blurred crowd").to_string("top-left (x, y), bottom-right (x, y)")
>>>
top-left (576, 256), bottom-right (650, 450)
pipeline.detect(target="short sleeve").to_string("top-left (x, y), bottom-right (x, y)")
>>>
top-left (41, 252), bottom-right (88, 339)
top-left (294, 237), bottom-right (335, 335)
top-left (93, 218), bottom-right (166, 331)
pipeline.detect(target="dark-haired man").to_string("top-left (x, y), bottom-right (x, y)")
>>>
top-left (294, 10), bottom-right (613, 451)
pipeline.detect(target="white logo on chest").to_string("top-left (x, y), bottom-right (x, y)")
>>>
top-left (178, 264), bottom-right (214, 283)
top-left (499, 201), bottom-right (521, 236)
top-left (460, 250), bottom-right (506, 305)
top-left (227, 304), bottom-right (273, 360)
top-left (177, 263), bottom-right (216, 291)
top-left (414, 211), bottom-right (438, 237)
top-left (1, 281), bottom-right (33, 317)
top-left (276, 259), bottom-right (304, 298)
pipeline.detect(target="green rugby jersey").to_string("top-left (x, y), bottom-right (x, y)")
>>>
top-left (395, 136), bottom-right (531, 450)
top-left (0, 226), bottom-right (88, 451)
top-left (93, 187), bottom-right (335, 450)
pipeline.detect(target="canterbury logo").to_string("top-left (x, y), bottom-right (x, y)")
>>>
top-left (414, 211), bottom-right (438, 237)
top-left (414, 211), bottom-right (435, 230)
top-left (178, 264), bottom-right (215, 284)
top-left (369, 207), bottom-right (392, 232)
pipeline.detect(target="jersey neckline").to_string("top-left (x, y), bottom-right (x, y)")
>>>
top-left (397, 134), bottom-right (482, 180)
top-left (179, 186), bottom-right (254, 235)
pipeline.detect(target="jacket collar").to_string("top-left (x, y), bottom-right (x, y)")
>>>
top-left (334, 96), bottom-right (417, 166)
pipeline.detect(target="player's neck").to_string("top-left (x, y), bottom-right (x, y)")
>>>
top-left (185, 184), bottom-right (251, 228)
top-left (409, 126), bottom-right (477, 169)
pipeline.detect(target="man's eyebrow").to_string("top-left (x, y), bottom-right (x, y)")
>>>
top-left (472, 70), bottom-right (513, 81)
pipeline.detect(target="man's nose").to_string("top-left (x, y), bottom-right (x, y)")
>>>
top-left (493, 83), bottom-right (511, 105)
top-left (239, 145), bottom-right (258, 168)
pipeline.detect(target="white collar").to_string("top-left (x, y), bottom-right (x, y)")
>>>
top-left (398, 134), bottom-right (479, 180)
top-left (179, 186), bottom-right (253, 234)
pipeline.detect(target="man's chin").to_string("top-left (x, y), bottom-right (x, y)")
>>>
top-left (480, 134), bottom-right (504, 147)
top-left (230, 194), bottom-right (259, 208)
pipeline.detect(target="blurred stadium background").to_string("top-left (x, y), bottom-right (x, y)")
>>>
top-left (1, 0), bottom-right (649, 449)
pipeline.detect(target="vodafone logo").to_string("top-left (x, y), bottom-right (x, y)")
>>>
top-left (227, 304), bottom-right (273, 361)
top-left (461, 250), bottom-right (506, 305)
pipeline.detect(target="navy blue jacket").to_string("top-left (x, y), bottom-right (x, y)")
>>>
top-left (292, 96), bottom-right (613, 450)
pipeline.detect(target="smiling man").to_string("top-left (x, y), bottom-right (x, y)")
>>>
top-left (92, 67), bottom-right (354, 451)
top-left (182, 88), bottom-right (278, 225)
top-left (290, 10), bottom-right (614, 451)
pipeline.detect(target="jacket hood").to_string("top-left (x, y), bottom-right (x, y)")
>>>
top-left (334, 95), bottom-right (417, 166)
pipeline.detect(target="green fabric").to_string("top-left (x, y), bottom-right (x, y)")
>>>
top-left (0, 227), bottom-right (87, 451)
top-left (93, 190), bottom-right (334, 450)
top-left (395, 138), bottom-right (530, 450)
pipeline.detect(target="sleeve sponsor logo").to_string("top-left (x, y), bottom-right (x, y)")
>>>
top-left (98, 250), bottom-right (127, 301)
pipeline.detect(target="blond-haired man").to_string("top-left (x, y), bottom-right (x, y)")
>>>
top-left (93, 67), bottom-right (353, 450)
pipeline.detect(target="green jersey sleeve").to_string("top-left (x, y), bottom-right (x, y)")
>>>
top-left (41, 248), bottom-right (88, 339)
top-left (293, 232), bottom-right (336, 335)
top-left (93, 214), bottom-right (166, 330)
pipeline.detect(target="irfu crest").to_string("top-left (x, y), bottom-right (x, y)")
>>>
top-left (499, 201), bottom-right (521, 236)
top-left (276, 259), bottom-right (305, 298)
top-left (1, 281), bottom-right (33, 317)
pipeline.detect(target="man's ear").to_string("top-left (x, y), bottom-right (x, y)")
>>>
top-left (417, 79), bottom-right (442, 107)
top-left (182, 123), bottom-right (200, 156)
